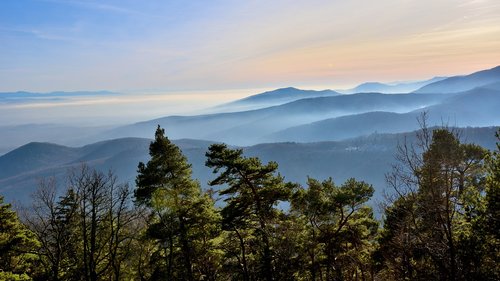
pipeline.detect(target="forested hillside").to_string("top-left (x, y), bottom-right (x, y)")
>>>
top-left (1, 125), bottom-right (499, 281)
top-left (2, 127), bottom-right (498, 206)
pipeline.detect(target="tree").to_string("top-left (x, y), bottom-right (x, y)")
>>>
top-left (380, 125), bottom-right (489, 280)
top-left (135, 125), bottom-right (221, 281)
top-left (205, 143), bottom-right (294, 281)
top-left (485, 130), bottom-right (500, 240)
top-left (24, 166), bottom-right (139, 281)
top-left (72, 166), bottom-right (138, 281)
top-left (472, 129), bottom-right (500, 280)
top-left (0, 195), bottom-right (39, 281)
top-left (23, 178), bottom-right (79, 281)
top-left (376, 196), bottom-right (420, 280)
top-left (291, 177), bottom-right (378, 281)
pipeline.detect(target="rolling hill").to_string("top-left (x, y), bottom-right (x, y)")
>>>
top-left (102, 65), bottom-right (500, 145)
top-left (104, 93), bottom-right (450, 145)
top-left (269, 87), bottom-right (500, 142)
top-left (0, 124), bottom-right (112, 155)
top-left (215, 87), bottom-right (339, 111)
top-left (1, 127), bottom-right (498, 206)
top-left (340, 77), bottom-right (446, 94)
top-left (414, 65), bottom-right (500, 94)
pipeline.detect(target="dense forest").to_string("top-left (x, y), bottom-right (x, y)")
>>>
top-left (1, 124), bottom-right (499, 281)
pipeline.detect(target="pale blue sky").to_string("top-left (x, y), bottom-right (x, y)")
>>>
top-left (1, 0), bottom-right (500, 92)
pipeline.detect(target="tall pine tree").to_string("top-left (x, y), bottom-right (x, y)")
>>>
top-left (206, 143), bottom-right (293, 281)
top-left (135, 126), bottom-right (221, 281)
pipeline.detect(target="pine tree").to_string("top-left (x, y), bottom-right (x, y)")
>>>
top-left (380, 127), bottom-right (490, 280)
top-left (291, 177), bottom-right (378, 280)
top-left (206, 143), bottom-right (293, 281)
top-left (0, 196), bottom-right (39, 281)
top-left (477, 129), bottom-right (500, 280)
top-left (135, 125), bottom-right (221, 281)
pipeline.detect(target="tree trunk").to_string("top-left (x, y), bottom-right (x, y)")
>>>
top-left (235, 227), bottom-right (250, 281)
top-left (179, 216), bottom-right (194, 281)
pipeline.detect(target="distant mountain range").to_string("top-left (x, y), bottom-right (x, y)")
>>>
top-left (1, 64), bottom-right (499, 205)
top-left (0, 90), bottom-right (117, 101)
top-left (414, 65), bottom-right (500, 94)
top-left (104, 65), bottom-right (499, 145)
top-left (339, 77), bottom-right (446, 94)
top-left (215, 87), bottom-right (339, 112)
top-left (106, 93), bottom-right (451, 145)
top-left (269, 87), bottom-right (500, 142)
top-left (2, 65), bottom-right (499, 153)
top-left (1, 127), bottom-right (497, 206)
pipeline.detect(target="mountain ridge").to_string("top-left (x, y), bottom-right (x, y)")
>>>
top-left (340, 77), bottom-right (446, 94)
top-left (214, 87), bottom-right (340, 112)
top-left (269, 87), bottom-right (500, 142)
top-left (413, 65), bottom-right (500, 94)
top-left (105, 92), bottom-right (450, 145)
top-left (1, 127), bottom-right (498, 206)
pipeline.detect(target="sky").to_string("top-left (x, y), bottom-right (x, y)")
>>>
top-left (1, 0), bottom-right (500, 93)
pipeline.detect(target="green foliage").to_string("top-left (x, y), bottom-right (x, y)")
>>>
top-left (136, 125), bottom-right (222, 281)
top-left (378, 127), bottom-right (497, 281)
top-left (291, 177), bottom-right (378, 280)
top-left (206, 143), bottom-right (294, 281)
top-left (0, 196), bottom-right (39, 281)
top-left (475, 129), bottom-right (500, 280)
top-left (485, 130), bottom-right (500, 239)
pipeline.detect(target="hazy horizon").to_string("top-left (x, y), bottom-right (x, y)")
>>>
top-left (0, 88), bottom-right (268, 126)
top-left (0, 63), bottom-right (497, 127)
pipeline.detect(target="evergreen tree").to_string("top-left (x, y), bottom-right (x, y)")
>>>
top-left (380, 127), bottom-right (489, 280)
top-left (291, 177), bottom-right (378, 281)
top-left (475, 129), bottom-right (500, 280)
top-left (136, 125), bottom-right (221, 281)
top-left (0, 196), bottom-right (39, 281)
top-left (485, 130), bottom-right (500, 240)
top-left (206, 143), bottom-right (293, 281)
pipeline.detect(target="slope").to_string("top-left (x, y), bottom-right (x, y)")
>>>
top-left (340, 77), bottom-right (446, 94)
top-left (1, 127), bottom-right (498, 206)
top-left (215, 87), bottom-right (339, 112)
top-left (269, 87), bottom-right (500, 142)
top-left (105, 93), bottom-right (449, 145)
top-left (414, 65), bottom-right (500, 94)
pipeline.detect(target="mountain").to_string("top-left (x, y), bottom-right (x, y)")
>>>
top-left (269, 87), bottom-right (500, 142)
top-left (339, 77), bottom-right (446, 94)
top-left (0, 142), bottom-right (79, 179)
top-left (482, 81), bottom-right (500, 91)
top-left (1, 127), bottom-right (498, 207)
top-left (0, 91), bottom-right (117, 101)
top-left (215, 87), bottom-right (339, 111)
top-left (414, 65), bottom-right (500, 94)
top-left (105, 93), bottom-right (449, 145)
top-left (0, 124), bottom-right (113, 155)
top-left (0, 138), bottom-right (154, 203)
top-left (269, 111), bottom-right (416, 142)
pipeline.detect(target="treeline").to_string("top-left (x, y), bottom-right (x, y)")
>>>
top-left (0, 125), bottom-right (499, 281)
